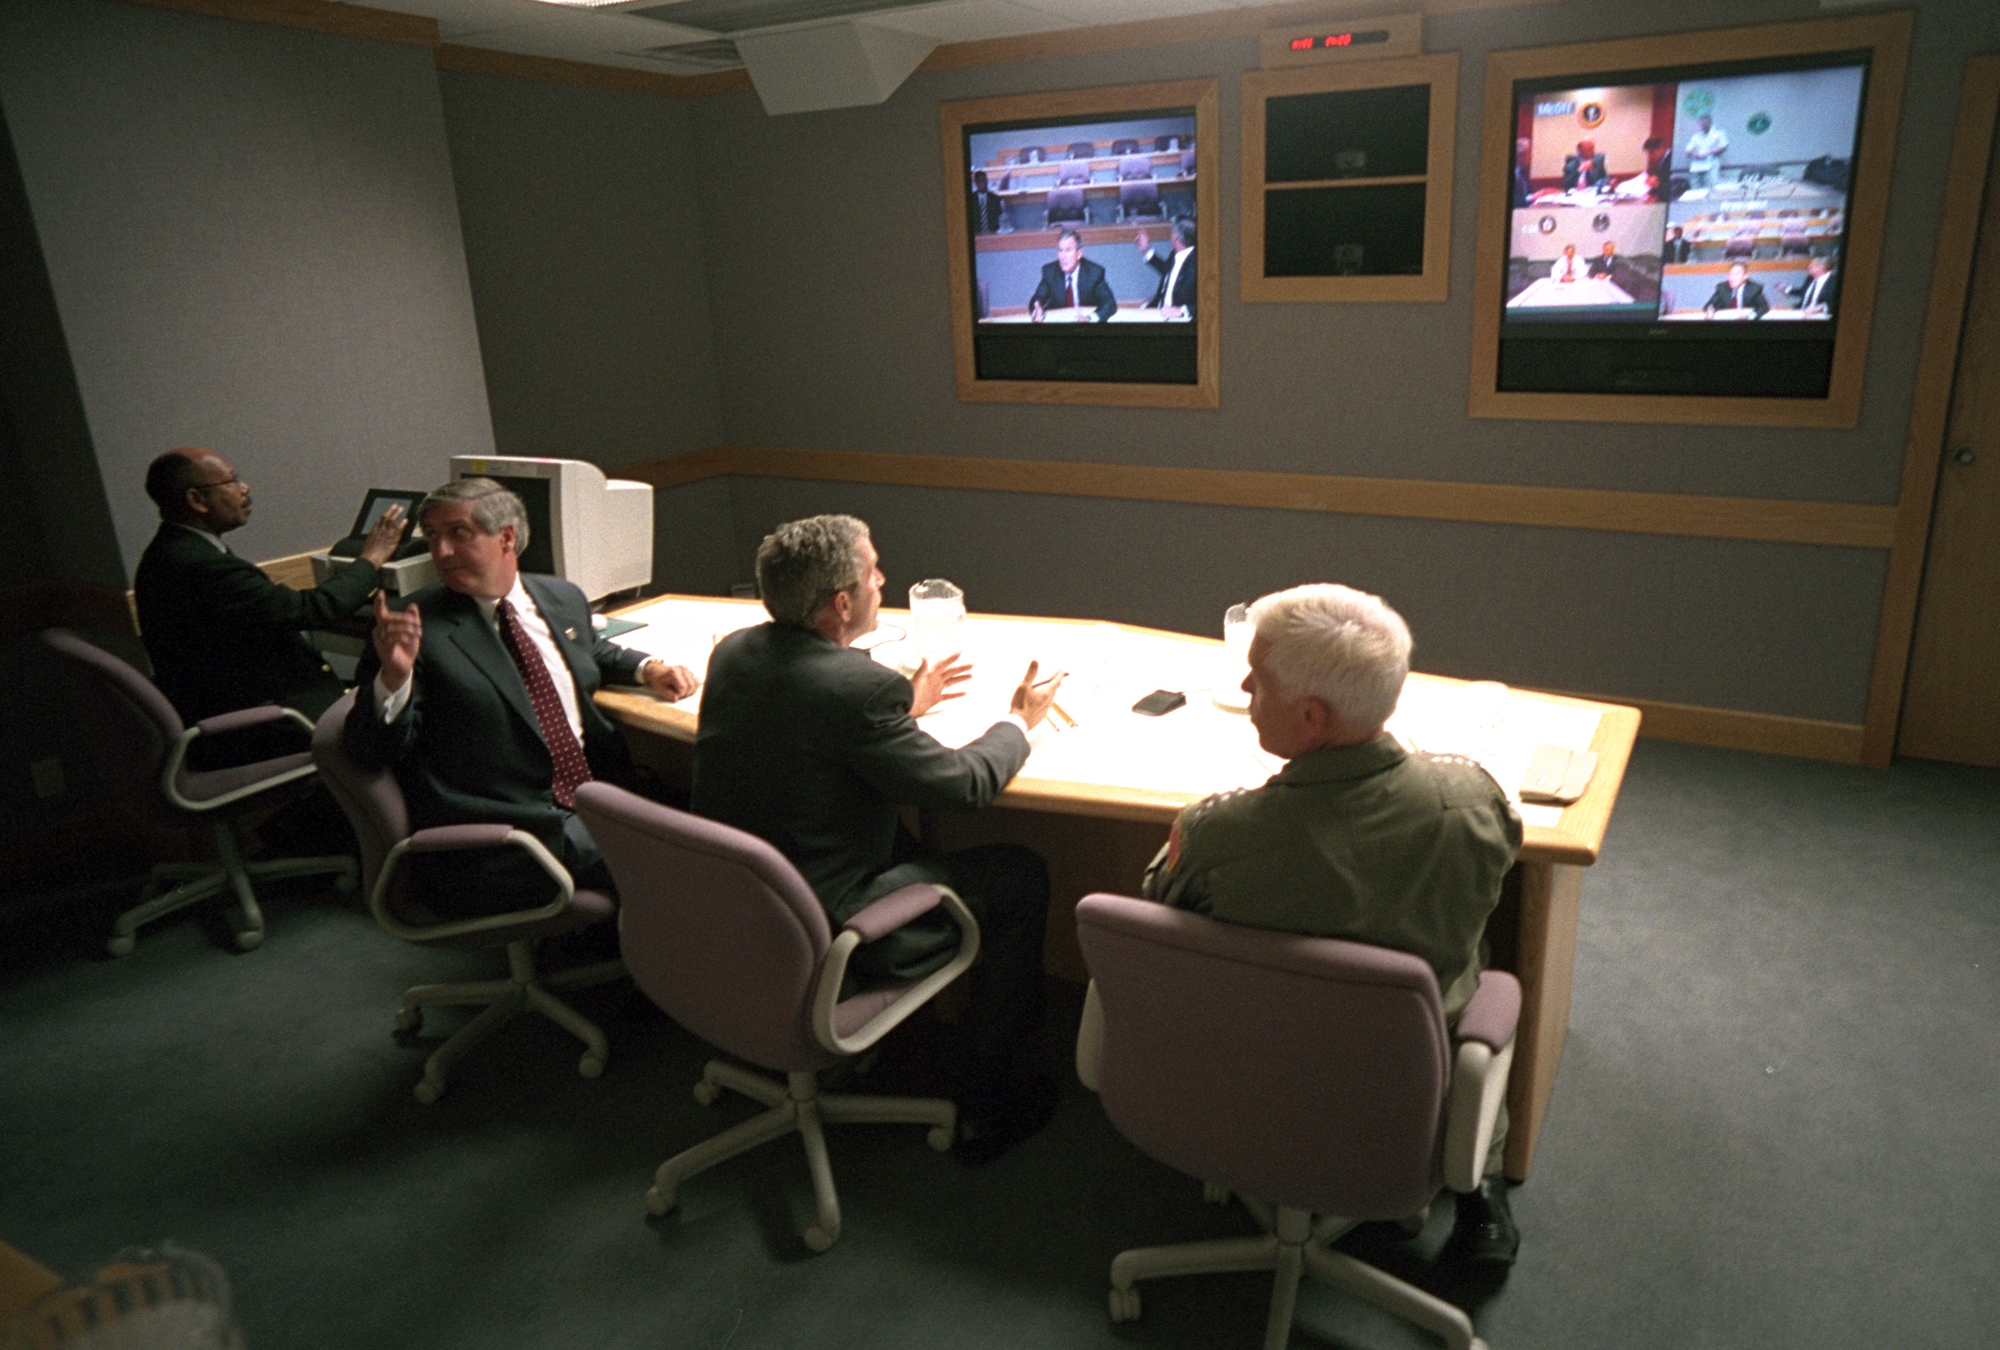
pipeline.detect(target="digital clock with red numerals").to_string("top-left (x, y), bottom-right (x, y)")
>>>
top-left (1287, 29), bottom-right (1392, 52)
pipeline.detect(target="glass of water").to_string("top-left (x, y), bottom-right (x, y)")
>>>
top-left (909, 579), bottom-right (966, 659)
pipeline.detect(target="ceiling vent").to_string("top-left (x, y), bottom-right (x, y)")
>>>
top-left (627, 0), bottom-right (928, 35)
top-left (626, 39), bottom-right (744, 69)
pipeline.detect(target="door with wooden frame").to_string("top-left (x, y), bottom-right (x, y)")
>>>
top-left (1900, 113), bottom-right (2000, 765)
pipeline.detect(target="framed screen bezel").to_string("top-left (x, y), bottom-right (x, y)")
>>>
top-left (941, 78), bottom-right (1220, 409)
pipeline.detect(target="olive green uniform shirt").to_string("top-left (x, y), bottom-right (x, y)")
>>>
top-left (1142, 735), bottom-right (1522, 1020)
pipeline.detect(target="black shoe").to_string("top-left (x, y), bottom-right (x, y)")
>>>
top-left (952, 1073), bottom-right (1059, 1165)
top-left (1447, 1179), bottom-right (1519, 1268)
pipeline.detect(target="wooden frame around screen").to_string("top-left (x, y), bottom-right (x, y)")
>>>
top-left (1241, 53), bottom-right (1458, 303)
top-left (941, 80), bottom-right (1220, 409)
top-left (1468, 12), bottom-right (1911, 428)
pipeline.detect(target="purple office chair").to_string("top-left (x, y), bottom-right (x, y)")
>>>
top-left (572, 783), bottom-right (979, 1253)
top-left (39, 628), bottom-right (355, 955)
top-left (311, 692), bottom-right (624, 1104)
top-left (1044, 186), bottom-right (1086, 227)
top-left (1120, 179), bottom-right (1163, 222)
top-left (1058, 161), bottom-right (1091, 186)
top-left (1075, 894), bottom-right (1519, 1350)
top-left (1723, 229), bottom-right (1758, 260)
top-left (1118, 154), bottom-right (1152, 181)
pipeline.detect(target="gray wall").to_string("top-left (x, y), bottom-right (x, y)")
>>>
top-left (0, 0), bottom-right (495, 575)
top-left (685, 0), bottom-right (1999, 723)
top-left (438, 70), bottom-right (723, 469)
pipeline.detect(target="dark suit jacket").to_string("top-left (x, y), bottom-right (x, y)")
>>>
top-left (969, 188), bottom-right (1004, 234)
top-left (1705, 278), bottom-right (1769, 318)
top-left (1141, 246), bottom-right (1196, 314)
top-left (135, 522), bottom-right (380, 727)
top-left (1796, 269), bottom-right (1839, 313)
top-left (691, 622), bottom-right (1030, 936)
top-left (1030, 257), bottom-right (1118, 321)
top-left (342, 576), bottom-right (646, 863)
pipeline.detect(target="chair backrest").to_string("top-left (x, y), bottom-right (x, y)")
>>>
top-left (1058, 162), bottom-right (1090, 186)
top-left (1067, 141), bottom-right (1096, 160)
top-left (1118, 155), bottom-right (1151, 181)
top-left (311, 691), bottom-right (410, 899)
top-left (1119, 180), bottom-right (1161, 217)
top-left (572, 783), bottom-right (841, 1075)
top-left (1045, 187), bottom-right (1085, 225)
top-left (1077, 894), bottom-right (1452, 1221)
top-left (1181, 149), bottom-right (1197, 176)
top-left (1110, 137), bottom-right (1140, 155)
top-left (39, 628), bottom-right (182, 824)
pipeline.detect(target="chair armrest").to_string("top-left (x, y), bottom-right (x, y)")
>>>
top-left (840, 883), bottom-right (942, 943)
top-left (1440, 970), bottom-right (1521, 1193)
top-left (369, 827), bottom-right (574, 943)
top-left (1074, 980), bottom-right (1103, 1092)
top-left (811, 886), bottom-right (981, 1056)
top-left (159, 705), bottom-right (320, 812)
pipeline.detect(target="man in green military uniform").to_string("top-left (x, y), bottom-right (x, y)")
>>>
top-left (1142, 583), bottom-right (1524, 1267)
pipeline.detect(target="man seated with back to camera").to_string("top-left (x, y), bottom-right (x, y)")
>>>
top-left (690, 514), bottom-right (1065, 1163)
top-left (344, 477), bottom-right (698, 917)
top-left (136, 447), bottom-right (408, 767)
top-left (1141, 584), bottom-right (1525, 1267)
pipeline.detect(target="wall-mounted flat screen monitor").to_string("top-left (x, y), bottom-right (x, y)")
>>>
top-left (1498, 53), bottom-right (1869, 398)
top-left (962, 109), bottom-right (1199, 385)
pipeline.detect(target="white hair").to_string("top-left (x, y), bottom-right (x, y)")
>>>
top-left (1247, 584), bottom-right (1412, 731)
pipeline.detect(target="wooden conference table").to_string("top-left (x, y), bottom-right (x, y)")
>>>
top-left (595, 596), bottom-right (1640, 1180)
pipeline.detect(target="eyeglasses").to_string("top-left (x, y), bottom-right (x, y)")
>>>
top-left (192, 475), bottom-right (244, 492)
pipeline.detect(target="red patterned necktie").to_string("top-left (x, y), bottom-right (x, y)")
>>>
top-left (496, 598), bottom-right (592, 808)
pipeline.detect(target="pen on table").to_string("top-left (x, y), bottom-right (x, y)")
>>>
top-left (1038, 670), bottom-right (1077, 730)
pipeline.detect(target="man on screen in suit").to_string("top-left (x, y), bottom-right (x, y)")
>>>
top-left (1794, 255), bottom-right (1839, 314)
top-left (968, 170), bottom-right (1004, 235)
top-left (1704, 261), bottom-right (1768, 318)
top-left (135, 447), bottom-right (406, 766)
top-left (344, 477), bottom-right (697, 917)
top-left (691, 514), bottom-right (1066, 1162)
top-left (1028, 228), bottom-right (1118, 322)
top-left (1134, 216), bottom-right (1196, 319)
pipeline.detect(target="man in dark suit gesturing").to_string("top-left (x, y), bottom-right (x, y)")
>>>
top-left (1134, 216), bottom-right (1196, 318)
top-left (1029, 229), bottom-right (1118, 322)
top-left (344, 477), bottom-right (697, 916)
top-left (135, 447), bottom-right (405, 764)
top-left (1703, 261), bottom-right (1769, 318)
top-left (692, 514), bottom-right (1066, 1161)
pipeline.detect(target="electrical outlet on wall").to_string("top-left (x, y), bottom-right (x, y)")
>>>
top-left (30, 757), bottom-right (66, 800)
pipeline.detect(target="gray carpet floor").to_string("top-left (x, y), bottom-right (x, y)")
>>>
top-left (2, 739), bottom-right (1995, 1349)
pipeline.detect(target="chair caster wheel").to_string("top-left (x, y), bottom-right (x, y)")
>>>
top-left (693, 1081), bottom-right (719, 1106)
top-left (802, 1223), bottom-right (836, 1253)
top-left (1109, 1287), bottom-right (1140, 1322)
top-left (645, 1187), bottom-right (675, 1217)
top-left (1202, 1182), bottom-right (1230, 1204)
top-left (927, 1125), bottom-right (953, 1151)
top-left (579, 1053), bottom-right (605, 1080)
top-left (233, 928), bottom-right (263, 952)
top-left (107, 933), bottom-right (136, 958)
top-left (414, 1078), bottom-right (443, 1105)
top-left (394, 1007), bottom-right (422, 1034)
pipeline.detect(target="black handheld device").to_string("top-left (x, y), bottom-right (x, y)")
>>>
top-left (1132, 689), bottom-right (1187, 716)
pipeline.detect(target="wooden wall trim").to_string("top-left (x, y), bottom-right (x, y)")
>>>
top-left (434, 44), bottom-right (744, 98)
top-left (1550, 690), bottom-right (1866, 764)
top-left (625, 445), bottom-right (1897, 549)
top-left (113, 0), bottom-right (438, 46)
top-left (1860, 53), bottom-right (2000, 769)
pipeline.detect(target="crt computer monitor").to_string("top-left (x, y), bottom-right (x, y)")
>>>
top-left (447, 456), bottom-right (653, 602)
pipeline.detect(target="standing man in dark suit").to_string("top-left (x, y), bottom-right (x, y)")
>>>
top-left (968, 170), bottom-right (1005, 234)
top-left (691, 515), bottom-right (1066, 1161)
top-left (1028, 228), bottom-right (1118, 322)
top-left (1704, 261), bottom-right (1769, 318)
top-left (1134, 216), bottom-right (1196, 318)
top-left (135, 447), bottom-right (405, 764)
top-left (344, 477), bottom-right (697, 916)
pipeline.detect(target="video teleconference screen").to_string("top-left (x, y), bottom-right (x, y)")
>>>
top-left (963, 109), bottom-right (1198, 384)
top-left (1498, 54), bottom-right (1868, 398)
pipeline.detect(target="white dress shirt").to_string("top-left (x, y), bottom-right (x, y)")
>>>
top-left (376, 576), bottom-right (583, 736)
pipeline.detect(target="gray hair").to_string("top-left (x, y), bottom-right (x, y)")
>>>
top-left (1247, 584), bottom-right (1412, 731)
top-left (419, 477), bottom-right (529, 552)
top-left (755, 514), bottom-right (871, 627)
